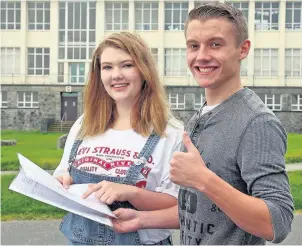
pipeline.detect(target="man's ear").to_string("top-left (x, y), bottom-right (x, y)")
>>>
top-left (239, 39), bottom-right (251, 61)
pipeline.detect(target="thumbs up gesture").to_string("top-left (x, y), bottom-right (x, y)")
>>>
top-left (170, 132), bottom-right (209, 190)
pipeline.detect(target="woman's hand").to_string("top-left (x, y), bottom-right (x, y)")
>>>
top-left (82, 181), bottom-right (138, 205)
top-left (56, 174), bottom-right (73, 188)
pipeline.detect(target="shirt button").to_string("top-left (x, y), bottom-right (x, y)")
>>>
top-left (193, 132), bottom-right (198, 137)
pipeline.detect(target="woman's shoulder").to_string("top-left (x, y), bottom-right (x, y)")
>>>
top-left (167, 117), bottom-right (184, 131)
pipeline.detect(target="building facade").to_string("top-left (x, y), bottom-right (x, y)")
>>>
top-left (1, 0), bottom-right (302, 132)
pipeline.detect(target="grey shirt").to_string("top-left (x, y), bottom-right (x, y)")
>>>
top-left (178, 88), bottom-right (294, 245)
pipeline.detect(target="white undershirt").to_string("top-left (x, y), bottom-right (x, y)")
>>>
top-left (201, 104), bottom-right (219, 115)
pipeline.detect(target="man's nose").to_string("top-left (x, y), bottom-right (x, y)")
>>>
top-left (196, 47), bottom-right (211, 62)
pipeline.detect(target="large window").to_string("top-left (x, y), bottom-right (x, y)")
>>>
top-left (226, 2), bottom-right (249, 22)
top-left (285, 49), bottom-right (302, 77)
top-left (69, 63), bottom-right (85, 83)
top-left (135, 2), bottom-right (158, 30)
top-left (59, 2), bottom-right (96, 60)
top-left (259, 94), bottom-right (282, 111)
top-left (165, 2), bottom-right (188, 31)
top-left (165, 48), bottom-right (187, 76)
top-left (0, 1), bottom-right (21, 29)
top-left (150, 48), bottom-right (158, 66)
top-left (0, 91), bottom-right (8, 108)
top-left (255, 2), bottom-right (279, 30)
top-left (241, 58), bottom-right (248, 76)
top-left (27, 48), bottom-right (50, 75)
top-left (0, 47), bottom-right (20, 75)
top-left (168, 93), bottom-right (185, 110)
top-left (286, 2), bottom-right (302, 30)
top-left (193, 93), bottom-right (205, 110)
top-left (105, 2), bottom-right (129, 30)
top-left (17, 92), bottom-right (39, 108)
top-left (27, 1), bottom-right (50, 30)
top-left (254, 49), bottom-right (278, 76)
top-left (291, 94), bottom-right (302, 111)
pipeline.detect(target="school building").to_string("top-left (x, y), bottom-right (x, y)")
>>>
top-left (1, 0), bottom-right (302, 132)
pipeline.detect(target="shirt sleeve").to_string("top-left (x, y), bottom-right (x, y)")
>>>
top-left (53, 115), bottom-right (83, 177)
top-left (237, 113), bottom-right (294, 243)
top-left (155, 127), bottom-right (184, 198)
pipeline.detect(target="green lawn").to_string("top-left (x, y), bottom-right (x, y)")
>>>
top-left (1, 131), bottom-right (302, 172)
top-left (1, 131), bottom-right (64, 171)
top-left (1, 171), bottom-right (302, 220)
top-left (286, 133), bottom-right (302, 163)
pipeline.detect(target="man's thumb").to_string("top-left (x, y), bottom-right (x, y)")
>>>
top-left (183, 132), bottom-right (196, 152)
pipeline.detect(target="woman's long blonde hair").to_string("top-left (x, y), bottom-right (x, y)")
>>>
top-left (79, 32), bottom-right (170, 138)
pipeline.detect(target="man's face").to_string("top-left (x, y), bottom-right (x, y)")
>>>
top-left (186, 18), bottom-right (248, 89)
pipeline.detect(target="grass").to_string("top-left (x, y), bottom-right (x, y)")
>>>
top-left (1, 171), bottom-right (302, 220)
top-left (1, 131), bottom-right (302, 172)
top-left (1, 174), bottom-right (66, 221)
top-left (286, 133), bottom-right (302, 163)
top-left (1, 130), bottom-right (64, 171)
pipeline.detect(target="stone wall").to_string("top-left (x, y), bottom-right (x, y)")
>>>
top-left (1, 85), bottom-right (302, 133)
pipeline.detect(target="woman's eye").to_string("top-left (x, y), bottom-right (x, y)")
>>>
top-left (123, 64), bottom-right (133, 68)
top-left (102, 66), bottom-right (111, 70)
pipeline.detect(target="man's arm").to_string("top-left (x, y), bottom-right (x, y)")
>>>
top-left (112, 205), bottom-right (180, 233)
top-left (170, 117), bottom-right (294, 243)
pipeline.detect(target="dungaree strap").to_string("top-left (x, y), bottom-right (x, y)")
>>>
top-left (67, 139), bottom-right (83, 171)
top-left (123, 132), bottom-right (161, 185)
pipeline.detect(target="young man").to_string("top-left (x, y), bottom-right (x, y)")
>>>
top-left (111, 3), bottom-right (294, 245)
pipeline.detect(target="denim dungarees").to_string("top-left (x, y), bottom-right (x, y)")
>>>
top-left (60, 132), bottom-right (172, 245)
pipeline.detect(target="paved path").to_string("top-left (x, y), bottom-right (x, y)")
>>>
top-left (1, 214), bottom-right (302, 245)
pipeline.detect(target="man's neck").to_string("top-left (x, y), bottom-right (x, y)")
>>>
top-left (205, 79), bottom-right (243, 106)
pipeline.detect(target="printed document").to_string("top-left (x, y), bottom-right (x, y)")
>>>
top-left (9, 153), bottom-right (115, 227)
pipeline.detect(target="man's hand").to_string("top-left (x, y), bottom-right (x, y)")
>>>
top-left (56, 174), bottom-right (73, 189)
top-left (111, 208), bottom-right (142, 233)
top-left (82, 181), bottom-right (137, 205)
top-left (170, 132), bottom-right (210, 190)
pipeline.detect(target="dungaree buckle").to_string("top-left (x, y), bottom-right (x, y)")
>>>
top-left (135, 157), bottom-right (147, 165)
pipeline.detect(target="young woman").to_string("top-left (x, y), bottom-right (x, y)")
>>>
top-left (53, 32), bottom-right (183, 245)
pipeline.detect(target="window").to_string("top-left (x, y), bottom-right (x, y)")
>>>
top-left (17, 92), bottom-right (39, 108)
top-left (193, 93), bottom-right (205, 110)
top-left (150, 48), bottom-right (158, 66)
top-left (165, 48), bottom-right (187, 76)
top-left (254, 49), bottom-right (278, 76)
top-left (292, 94), bottom-right (302, 111)
top-left (105, 2), bottom-right (129, 30)
top-left (69, 63), bottom-right (85, 83)
top-left (194, 1), bottom-right (218, 8)
top-left (226, 2), bottom-right (249, 22)
top-left (285, 49), bottom-right (302, 77)
top-left (59, 2), bottom-right (96, 60)
top-left (168, 93), bottom-right (185, 110)
top-left (135, 2), bottom-right (158, 30)
top-left (241, 58), bottom-right (248, 76)
top-left (0, 91), bottom-right (8, 108)
top-left (259, 94), bottom-right (282, 111)
top-left (28, 1), bottom-right (50, 30)
top-left (286, 2), bottom-right (302, 30)
top-left (255, 2), bottom-right (279, 30)
top-left (58, 62), bottom-right (64, 83)
top-left (165, 2), bottom-right (188, 31)
top-left (0, 47), bottom-right (20, 75)
top-left (0, 1), bottom-right (21, 29)
top-left (27, 48), bottom-right (50, 75)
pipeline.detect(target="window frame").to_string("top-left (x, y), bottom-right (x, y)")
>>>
top-left (17, 92), bottom-right (39, 108)
top-left (27, 1), bottom-right (50, 30)
top-left (0, 1), bottom-right (21, 30)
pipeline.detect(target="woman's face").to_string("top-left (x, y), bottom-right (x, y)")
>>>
top-left (100, 47), bottom-right (143, 108)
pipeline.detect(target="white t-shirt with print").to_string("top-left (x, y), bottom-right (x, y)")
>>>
top-left (53, 115), bottom-right (183, 244)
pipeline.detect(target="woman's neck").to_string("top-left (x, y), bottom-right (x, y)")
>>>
top-left (112, 103), bottom-right (132, 130)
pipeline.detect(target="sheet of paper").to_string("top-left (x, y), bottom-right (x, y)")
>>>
top-left (9, 168), bottom-right (113, 227)
top-left (16, 153), bottom-right (115, 218)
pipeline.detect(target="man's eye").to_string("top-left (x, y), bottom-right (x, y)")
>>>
top-left (190, 44), bottom-right (198, 49)
top-left (211, 42), bottom-right (220, 47)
